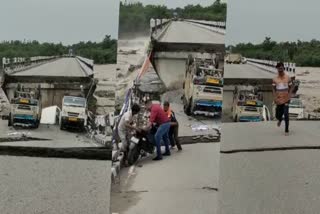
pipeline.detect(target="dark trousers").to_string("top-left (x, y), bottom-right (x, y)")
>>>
top-left (276, 103), bottom-right (289, 133)
top-left (169, 124), bottom-right (182, 150)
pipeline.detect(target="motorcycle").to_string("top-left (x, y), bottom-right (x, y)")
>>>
top-left (127, 126), bottom-right (157, 166)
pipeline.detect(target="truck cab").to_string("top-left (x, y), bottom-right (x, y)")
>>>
top-left (183, 55), bottom-right (223, 117)
top-left (59, 96), bottom-right (88, 130)
top-left (232, 87), bottom-right (264, 122)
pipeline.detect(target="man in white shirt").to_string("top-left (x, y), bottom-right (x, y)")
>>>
top-left (118, 103), bottom-right (141, 160)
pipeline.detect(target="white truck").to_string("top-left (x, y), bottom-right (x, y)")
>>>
top-left (225, 53), bottom-right (242, 64)
top-left (59, 95), bottom-right (88, 131)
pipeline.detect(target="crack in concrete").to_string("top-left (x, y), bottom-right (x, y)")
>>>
top-left (201, 186), bottom-right (219, 191)
top-left (0, 146), bottom-right (112, 160)
top-left (221, 146), bottom-right (320, 154)
top-left (0, 137), bottom-right (51, 143)
top-left (121, 190), bottom-right (149, 194)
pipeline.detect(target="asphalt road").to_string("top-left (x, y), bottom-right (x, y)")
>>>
top-left (219, 121), bottom-right (320, 214)
top-left (0, 157), bottom-right (111, 214)
top-left (0, 121), bottom-right (112, 214)
top-left (224, 64), bottom-right (275, 79)
top-left (111, 143), bottom-right (220, 214)
top-left (159, 21), bottom-right (224, 44)
top-left (13, 58), bottom-right (86, 77)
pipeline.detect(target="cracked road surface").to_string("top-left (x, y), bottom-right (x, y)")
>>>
top-left (111, 143), bottom-right (220, 214)
top-left (0, 120), bottom-right (112, 214)
top-left (219, 121), bottom-right (320, 214)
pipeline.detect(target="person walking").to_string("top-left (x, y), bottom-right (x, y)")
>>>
top-left (163, 101), bottom-right (182, 151)
top-left (145, 100), bottom-right (171, 161)
top-left (272, 62), bottom-right (293, 136)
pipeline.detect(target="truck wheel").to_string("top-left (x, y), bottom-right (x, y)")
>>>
top-left (81, 124), bottom-right (86, 132)
top-left (184, 101), bottom-right (191, 116)
top-left (60, 121), bottom-right (64, 130)
top-left (35, 120), bottom-right (40, 128)
top-left (128, 146), bottom-right (140, 166)
top-left (8, 114), bottom-right (12, 126)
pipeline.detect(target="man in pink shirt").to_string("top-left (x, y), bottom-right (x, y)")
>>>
top-left (145, 100), bottom-right (171, 160)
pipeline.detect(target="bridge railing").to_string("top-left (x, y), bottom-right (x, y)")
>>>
top-left (150, 18), bottom-right (171, 33)
top-left (76, 56), bottom-right (94, 77)
top-left (2, 56), bottom-right (58, 74)
top-left (246, 58), bottom-right (296, 75)
top-left (185, 19), bottom-right (226, 35)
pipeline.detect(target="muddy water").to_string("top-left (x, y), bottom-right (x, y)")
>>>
top-left (296, 67), bottom-right (320, 114)
top-left (115, 37), bottom-right (150, 107)
top-left (93, 64), bottom-right (117, 115)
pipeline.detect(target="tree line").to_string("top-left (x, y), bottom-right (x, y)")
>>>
top-left (228, 37), bottom-right (320, 67)
top-left (119, 0), bottom-right (226, 37)
top-left (0, 35), bottom-right (117, 66)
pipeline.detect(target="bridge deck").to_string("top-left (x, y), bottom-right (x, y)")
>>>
top-left (219, 121), bottom-right (320, 214)
top-left (224, 64), bottom-right (276, 79)
top-left (13, 58), bottom-right (86, 77)
top-left (159, 21), bottom-right (224, 44)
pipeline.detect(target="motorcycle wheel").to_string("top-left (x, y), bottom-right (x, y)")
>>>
top-left (128, 145), bottom-right (140, 166)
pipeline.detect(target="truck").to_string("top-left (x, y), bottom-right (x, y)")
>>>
top-left (8, 84), bottom-right (41, 128)
top-left (59, 95), bottom-right (88, 131)
top-left (231, 86), bottom-right (270, 122)
top-left (225, 53), bottom-right (242, 64)
top-left (183, 54), bottom-right (223, 117)
top-left (288, 97), bottom-right (304, 119)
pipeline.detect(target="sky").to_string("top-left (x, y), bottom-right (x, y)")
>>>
top-left (124, 0), bottom-right (227, 9)
top-left (0, 0), bottom-right (119, 45)
top-left (226, 0), bottom-right (320, 45)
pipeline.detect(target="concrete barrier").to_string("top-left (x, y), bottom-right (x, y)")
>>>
top-left (76, 56), bottom-right (94, 70)
top-left (150, 18), bottom-right (172, 41)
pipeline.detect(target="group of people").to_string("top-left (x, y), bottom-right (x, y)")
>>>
top-left (117, 100), bottom-right (182, 163)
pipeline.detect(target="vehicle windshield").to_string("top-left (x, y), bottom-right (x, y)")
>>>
top-left (290, 99), bottom-right (303, 108)
top-left (63, 97), bottom-right (86, 107)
